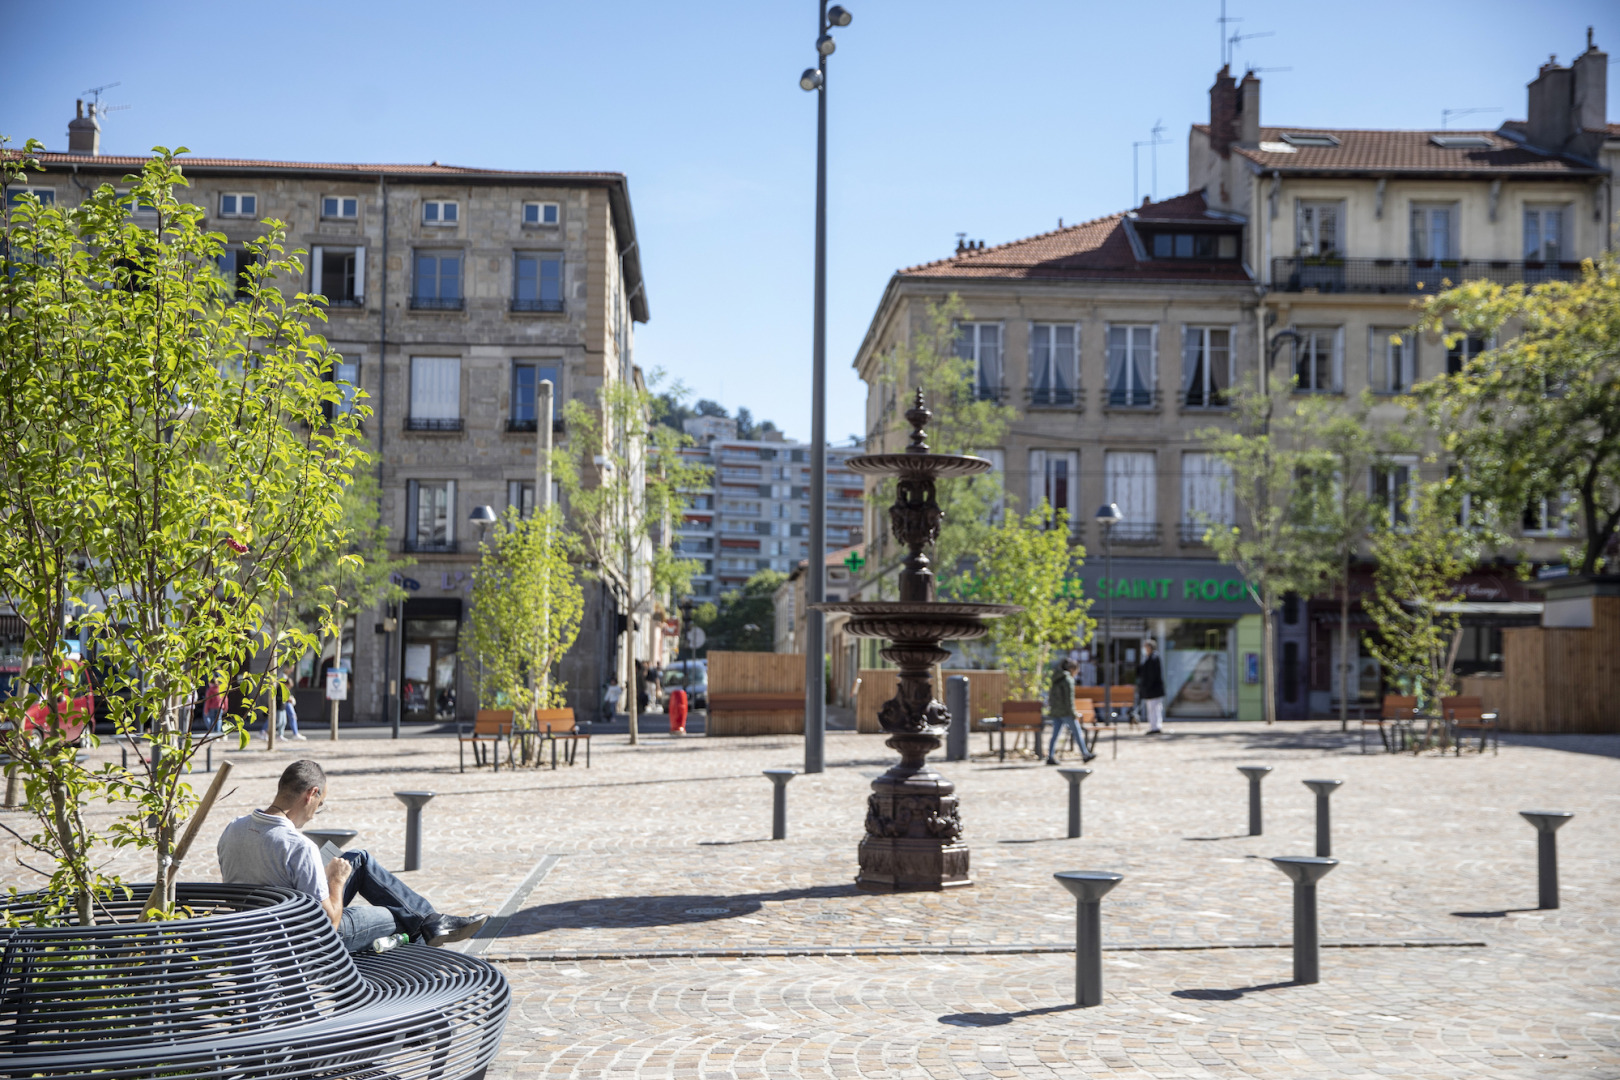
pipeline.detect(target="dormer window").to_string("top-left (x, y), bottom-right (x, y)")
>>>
top-left (1280, 132), bottom-right (1341, 148)
top-left (423, 200), bottom-right (459, 225)
top-left (1430, 134), bottom-right (1493, 149)
top-left (1147, 231), bottom-right (1239, 260)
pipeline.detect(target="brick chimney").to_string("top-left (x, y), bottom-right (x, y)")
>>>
top-left (67, 100), bottom-right (100, 156)
top-left (1238, 71), bottom-right (1261, 146)
top-left (1208, 66), bottom-right (1239, 157)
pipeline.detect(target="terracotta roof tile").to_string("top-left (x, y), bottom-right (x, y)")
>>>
top-left (897, 192), bottom-right (1250, 284)
top-left (10, 150), bottom-right (624, 181)
top-left (1194, 125), bottom-right (1598, 175)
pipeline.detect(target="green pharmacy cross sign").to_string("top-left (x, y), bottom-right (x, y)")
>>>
top-left (843, 551), bottom-right (866, 573)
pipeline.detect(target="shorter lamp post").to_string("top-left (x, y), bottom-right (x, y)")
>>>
top-left (1093, 502), bottom-right (1121, 759)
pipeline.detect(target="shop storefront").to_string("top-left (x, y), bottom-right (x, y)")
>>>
top-left (401, 598), bottom-right (461, 724)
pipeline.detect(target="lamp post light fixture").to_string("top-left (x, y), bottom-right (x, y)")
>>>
top-left (468, 504), bottom-right (498, 545)
top-left (798, 0), bottom-right (852, 776)
top-left (1093, 502), bottom-right (1121, 757)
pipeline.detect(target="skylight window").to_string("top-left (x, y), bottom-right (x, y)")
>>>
top-left (1257, 141), bottom-right (1297, 154)
top-left (1281, 132), bottom-right (1341, 148)
top-left (1430, 134), bottom-right (1494, 149)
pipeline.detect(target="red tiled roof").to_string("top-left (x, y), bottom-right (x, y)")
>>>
top-left (8, 150), bottom-right (625, 181)
top-left (897, 192), bottom-right (1250, 284)
top-left (1194, 126), bottom-right (1600, 175)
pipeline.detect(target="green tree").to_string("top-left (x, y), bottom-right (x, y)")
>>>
top-left (1362, 478), bottom-right (1479, 713)
top-left (562, 375), bottom-right (711, 743)
top-left (466, 506), bottom-right (583, 719)
top-left (0, 143), bottom-right (365, 918)
top-left (697, 569), bottom-right (786, 653)
top-left (1411, 255), bottom-right (1620, 574)
top-left (961, 504), bottom-right (1093, 702)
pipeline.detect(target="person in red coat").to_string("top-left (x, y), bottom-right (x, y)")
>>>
top-left (668, 687), bottom-right (688, 735)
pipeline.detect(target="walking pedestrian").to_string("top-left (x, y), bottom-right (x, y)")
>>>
top-left (1045, 658), bottom-right (1096, 765)
top-left (668, 686), bottom-right (688, 735)
top-left (1138, 639), bottom-right (1166, 734)
top-left (602, 677), bottom-right (622, 723)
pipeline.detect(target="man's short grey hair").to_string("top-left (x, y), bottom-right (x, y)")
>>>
top-left (278, 760), bottom-right (326, 799)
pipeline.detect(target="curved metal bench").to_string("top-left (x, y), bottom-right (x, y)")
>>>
top-left (0, 882), bottom-right (509, 1079)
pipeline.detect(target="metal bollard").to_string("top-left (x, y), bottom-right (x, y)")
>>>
top-left (1057, 767), bottom-right (1092, 839)
top-left (764, 769), bottom-right (795, 839)
top-left (1238, 765), bottom-right (1272, 836)
top-left (1270, 856), bottom-right (1337, 984)
top-left (945, 676), bottom-right (970, 762)
top-left (303, 828), bottom-right (360, 850)
top-left (1518, 810), bottom-right (1574, 910)
top-left (1302, 779), bottom-right (1343, 857)
top-left (394, 791), bottom-right (436, 871)
top-left (1053, 870), bottom-right (1124, 1007)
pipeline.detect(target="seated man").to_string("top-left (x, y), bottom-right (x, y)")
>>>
top-left (218, 760), bottom-right (489, 952)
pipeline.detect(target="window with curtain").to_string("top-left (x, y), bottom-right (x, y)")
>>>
top-left (1294, 328), bottom-right (1341, 393)
top-left (1106, 325), bottom-right (1155, 407)
top-left (975, 447), bottom-right (1006, 523)
top-left (411, 251), bottom-right (463, 309)
top-left (1182, 326), bottom-right (1231, 408)
top-left (954, 323), bottom-right (1002, 401)
top-left (513, 253), bottom-right (564, 312)
top-left (1180, 452), bottom-right (1232, 542)
top-left (1446, 334), bottom-right (1487, 375)
top-left (1370, 458), bottom-right (1416, 526)
top-left (1369, 329), bottom-right (1414, 393)
top-left (1409, 204), bottom-right (1456, 261)
top-left (1105, 451), bottom-right (1157, 540)
top-left (1523, 206), bottom-right (1565, 262)
top-left (325, 356), bottom-right (360, 420)
top-left (1029, 323), bottom-right (1078, 405)
top-left (1027, 449), bottom-right (1078, 532)
top-left (1297, 202), bottom-right (1341, 257)
top-left (405, 480), bottom-right (456, 551)
top-left (409, 356), bottom-right (461, 430)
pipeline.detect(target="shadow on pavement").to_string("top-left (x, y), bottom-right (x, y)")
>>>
top-left (1172, 981), bottom-right (1295, 1000)
top-left (1183, 834), bottom-right (1253, 842)
top-left (1450, 908), bottom-right (1543, 918)
top-left (938, 1004), bottom-right (1080, 1027)
top-left (512, 884), bottom-right (865, 929)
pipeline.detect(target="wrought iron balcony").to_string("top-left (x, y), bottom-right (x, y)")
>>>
top-left (1102, 386), bottom-right (1162, 411)
top-left (510, 298), bottom-right (565, 313)
top-left (972, 383), bottom-right (1008, 404)
top-left (1178, 521), bottom-right (1215, 545)
top-left (1104, 521), bottom-right (1163, 545)
top-left (409, 295), bottom-right (465, 311)
top-left (1180, 388), bottom-right (1231, 410)
top-left (505, 416), bottom-right (566, 434)
top-left (1270, 256), bottom-right (1584, 295)
top-left (405, 416), bottom-right (463, 432)
top-left (1025, 385), bottom-right (1082, 409)
top-left (402, 537), bottom-right (459, 554)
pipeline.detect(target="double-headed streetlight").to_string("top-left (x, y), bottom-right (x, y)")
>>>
top-left (1094, 502), bottom-right (1121, 756)
top-left (799, 2), bottom-right (851, 775)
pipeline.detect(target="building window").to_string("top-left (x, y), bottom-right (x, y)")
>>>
top-left (408, 356), bottom-right (461, 431)
top-left (1150, 231), bottom-right (1239, 259)
top-left (954, 322), bottom-right (1003, 401)
top-left (1410, 204), bottom-right (1456, 261)
top-left (1294, 327), bottom-right (1342, 393)
top-left (1028, 450), bottom-right (1078, 532)
top-left (311, 246), bottom-right (364, 306)
top-left (1181, 326), bottom-right (1231, 408)
top-left (523, 202), bottom-right (560, 225)
top-left (325, 356), bottom-right (360, 420)
top-left (508, 480), bottom-right (535, 518)
top-left (1522, 495), bottom-right (1569, 537)
top-left (1106, 325), bottom-right (1156, 407)
top-left (216, 246), bottom-right (257, 300)
top-left (513, 254), bottom-right (564, 312)
top-left (1029, 323), bottom-right (1078, 405)
top-left (422, 200), bottom-right (459, 225)
top-left (1180, 451), bottom-right (1232, 543)
top-left (1524, 206), bottom-right (1566, 263)
top-left (218, 192), bottom-right (257, 218)
top-left (405, 480), bottom-right (456, 552)
top-left (1105, 451), bottom-right (1158, 541)
top-left (7, 188), bottom-right (56, 208)
top-left (1371, 458), bottom-right (1416, 526)
top-left (321, 196), bottom-right (358, 220)
top-left (508, 361), bottom-right (562, 431)
top-left (1446, 334), bottom-right (1487, 376)
top-left (411, 252), bottom-right (463, 310)
top-left (1370, 329), bottom-right (1414, 393)
top-left (1296, 202), bottom-right (1341, 257)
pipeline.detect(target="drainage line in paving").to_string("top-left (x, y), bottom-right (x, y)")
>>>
top-left (485, 938), bottom-right (1485, 962)
top-left (458, 854), bottom-right (561, 957)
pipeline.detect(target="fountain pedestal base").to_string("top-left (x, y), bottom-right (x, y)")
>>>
top-left (855, 733), bottom-right (972, 892)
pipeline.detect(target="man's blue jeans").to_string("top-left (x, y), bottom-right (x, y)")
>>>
top-left (336, 849), bottom-right (439, 951)
top-left (1046, 714), bottom-right (1091, 761)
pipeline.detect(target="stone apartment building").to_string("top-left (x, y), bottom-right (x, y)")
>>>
top-left (18, 111), bottom-right (652, 727)
top-left (852, 36), bottom-right (1616, 720)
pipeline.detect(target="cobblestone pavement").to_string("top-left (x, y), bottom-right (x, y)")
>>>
top-left (9, 720), bottom-right (1617, 1077)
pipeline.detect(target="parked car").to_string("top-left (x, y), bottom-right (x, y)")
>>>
top-left (662, 660), bottom-right (708, 710)
top-left (20, 661), bottom-right (95, 744)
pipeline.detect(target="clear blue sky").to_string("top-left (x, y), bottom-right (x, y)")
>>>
top-left (5, 0), bottom-right (1615, 443)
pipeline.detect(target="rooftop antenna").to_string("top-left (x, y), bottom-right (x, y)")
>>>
top-left (82, 81), bottom-right (120, 107)
top-left (1441, 106), bottom-right (1502, 130)
top-left (1228, 29), bottom-right (1273, 71)
top-left (1132, 119), bottom-right (1171, 206)
top-left (1217, 0), bottom-right (1242, 68)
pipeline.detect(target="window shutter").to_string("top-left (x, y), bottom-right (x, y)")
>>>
top-left (310, 246), bottom-right (324, 298)
top-left (1181, 326), bottom-right (1198, 397)
top-left (353, 247), bottom-right (366, 302)
top-left (1028, 449), bottom-right (1047, 513)
top-left (445, 481), bottom-right (457, 542)
top-left (406, 480), bottom-right (420, 541)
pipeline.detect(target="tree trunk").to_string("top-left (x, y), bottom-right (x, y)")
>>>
top-left (1338, 554), bottom-right (1351, 732)
top-left (622, 624), bottom-right (638, 745)
top-left (1260, 592), bottom-right (1277, 725)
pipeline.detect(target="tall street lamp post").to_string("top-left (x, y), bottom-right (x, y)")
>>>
top-left (799, 2), bottom-right (852, 775)
top-left (1094, 502), bottom-right (1121, 757)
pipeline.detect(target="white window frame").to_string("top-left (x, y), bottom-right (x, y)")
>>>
top-left (1105, 451), bottom-right (1158, 539)
top-left (329, 355), bottom-right (360, 418)
top-left (321, 195), bottom-right (359, 220)
top-left (1445, 332), bottom-right (1490, 376)
top-left (1294, 327), bottom-right (1343, 393)
top-left (954, 322), bottom-right (1003, 399)
top-left (1296, 200), bottom-right (1343, 257)
top-left (1181, 325), bottom-right (1234, 408)
top-left (1027, 449), bottom-right (1078, 533)
top-left (1522, 494), bottom-right (1572, 538)
top-left (405, 479), bottom-right (456, 547)
top-left (1410, 203), bottom-right (1457, 261)
top-left (422, 199), bottom-right (460, 226)
top-left (1370, 455), bottom-right (1419, 527)
top-left (409, 356), bottom-right (462, 422)
top-left (310, 245), bottom-right (366, 306)
top-left (523, 201), bottom-right (560, 226)
top-left (1369, 329), bottom-right (1415, 394)
top-left (1180, 451), bottom-right (1234, 537)
top-left (1028, 322), bottom-right (1080, 405)
top-left (218, 192), bottom-right (257, 218)
top-left (1105, 323), bottom-right (1158, 407)
top-left (1523, 204), bottom-right (1568, 263)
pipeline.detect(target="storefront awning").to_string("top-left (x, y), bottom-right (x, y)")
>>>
top-left (1433, 601), bottom-right (1543, 616)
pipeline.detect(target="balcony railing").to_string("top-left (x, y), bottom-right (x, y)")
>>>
top-left (405, 417), bottom-right (463, 432)
top-left (1102, 386), bottom-right (1162, 411)
top-left (1270, 256), bottom-right (1584, 295)
top-left (510, 298), bottom-right (565, 313)
top-left (973, 383), bottom-right (1008, 404)
top-left (505, 417), bottom-right (565, 434)
top-left (1180, 388), bottom-right (1231, 410)
top-left (402, 538), bottom-right (459, 554)
top-left (1025, 385), bottom-right (1082, 409)
top-left (409, 295), bottom-right (465, 311)
top-left (1103, 522), bottom-right (1162, 546)
top-left (1177, 521), bottom-right (1219, 545)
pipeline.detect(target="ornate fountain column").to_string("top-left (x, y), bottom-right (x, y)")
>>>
top-left (817, 392), bottom-right (1017, 892)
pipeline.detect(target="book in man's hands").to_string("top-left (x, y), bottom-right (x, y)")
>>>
top-left (318, 841), bottom-right (345, 867)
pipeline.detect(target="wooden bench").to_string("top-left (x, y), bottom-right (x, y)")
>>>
top-left (1441, 694), bottom-right (1498, 755)
top-left (537, 707), bottom-right (589, 769)
top-left (991, 700), bottom-right (1044, 761)
top-left (1076, 696), bottom-right (1102, 749)
top-left (458, 710), bottom-right (512, 773)
top-left (1362, 694), bottom-right (1417, 753)
top-left (1077, 686), bottom-right (1136, 727)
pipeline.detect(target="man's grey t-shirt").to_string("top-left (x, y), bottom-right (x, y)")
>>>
top-left (217, 810), bottom-right (323, 901)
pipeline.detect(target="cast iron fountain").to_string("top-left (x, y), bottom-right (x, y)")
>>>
top-left (816, 390), bottom-right (1019, 891)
